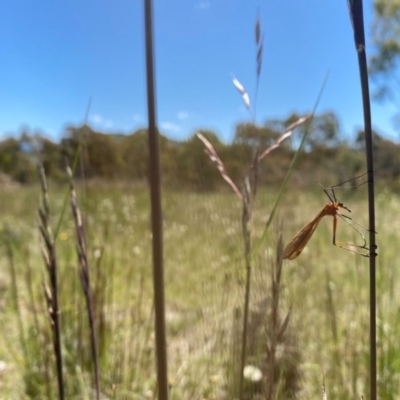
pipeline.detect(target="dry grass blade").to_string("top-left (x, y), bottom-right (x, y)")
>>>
top-left (232, 76), bottom-right (251, 109)
top-left (232, 76), bottom-right (246, 94)
top-left (196, 132), bottom-right (242, 199)
top-left (257, 40), bottom-right (263, 78)
top-left (258, 115), bottom-right (310, 161)
top-left (255, 14), bottom-right (263, 78)
top-left (65, 157), bottom-right (101, 400)
top-left (242, 176), bottom-right (252, 227)
top-left (285, 114), bottom-right (311, 132)
top-left (255, 15), bottom-right (261, 45)
top-left (259, 130), bottom-right (293, 161)
top-left (37, 163), bottom-right (65, 400)
top-left (238, 175), bottom-right (253, 399)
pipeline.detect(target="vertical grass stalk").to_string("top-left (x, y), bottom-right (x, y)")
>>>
top-left (65, 158), bottom-right (101, 400)
top-left (237, 18), bottom-right (264, 399)
top-left (347, 1), bottom-right (378, 399)
top-left (143, 0), bottom-right (169, 398)
top-left (238, 176), bottom-right (253, 399)
top-left (197, 15), bottom-right (309, 400)
top-left (38, 164), bottom-right (65, 400)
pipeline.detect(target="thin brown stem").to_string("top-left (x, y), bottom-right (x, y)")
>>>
top-left (38, 164), bottom-right (65, 400)
top-left (144, 0), bottom-right (169, 398)
top-left (238, 176), bottom-right (252, 400)
top-left (65, 157), bottom-right (101, 400)
top-left (348, 2), bottom-right (378, 399)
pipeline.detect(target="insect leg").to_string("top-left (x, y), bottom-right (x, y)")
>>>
top-left (323, 171), bottom-right (373, 203)
top-left (332, 214), bottom-right (337, 245)
top-left (331, 171), bottom-right (370, 188)
top-left (338, 214), bottom-right (368, 247)
top-left (333, 213), bottom-right (370, 256)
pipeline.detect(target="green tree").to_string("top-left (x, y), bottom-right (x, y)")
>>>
top-left (375, 139), bottom-right (400, 178)
top-left (85, 131), bottom-right (123, 178)
top-left (355, 128), bottom-right (384, 152)
top-left (61, 125), bottom-right (124, 179)
top-left (60, 125), bottom-right (90, 178)
top-left (370, 0), bottom-right (400, 80)
top-left (370, 0), bottom-right (400, 119)
top-left (0, 137), bottom-right (36, 183)
top-left (120, 128), bottom-right (179, 183)
top-left (121, 129), bottom-right (149, 180)
top-left (233, 122), bottom-right (281, 148)
top-left (38, 136), bottom-right (64, 179)
top-left (296, 111), bottom-right (340, 152)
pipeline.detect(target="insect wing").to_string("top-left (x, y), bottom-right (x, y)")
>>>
top-left (282, 218), bottom-right (321, 260)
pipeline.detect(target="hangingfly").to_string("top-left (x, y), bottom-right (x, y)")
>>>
top-left (282, 176), bottom-right (370, 260)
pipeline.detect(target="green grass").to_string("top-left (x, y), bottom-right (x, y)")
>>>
top-left (0, 182), bottom-right (399, 399)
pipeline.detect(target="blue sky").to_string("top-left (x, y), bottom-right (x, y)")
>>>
top-left (0, 0), bottom-right (397, 143)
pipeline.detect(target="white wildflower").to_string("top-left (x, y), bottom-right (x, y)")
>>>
top-left (243, 365), bottom-right (262, 382)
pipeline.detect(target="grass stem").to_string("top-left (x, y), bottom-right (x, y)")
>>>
top-left (144, 0), bottom-right (169, 398)
top-left (65, 157), bottom-right (101, 400)
top-left (38, 164), bottom-right (65, 400)
top-left (347, 1), bottom-right (378, 398)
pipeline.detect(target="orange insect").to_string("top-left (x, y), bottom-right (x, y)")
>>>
top-left (282, 176), bottom-right (370, 260)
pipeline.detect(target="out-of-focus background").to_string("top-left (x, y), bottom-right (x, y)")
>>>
top-left (0, 1), bottom-right (399, 399)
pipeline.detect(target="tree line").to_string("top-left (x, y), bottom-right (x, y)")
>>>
top-left (1, 111), bottom-right (399, 190)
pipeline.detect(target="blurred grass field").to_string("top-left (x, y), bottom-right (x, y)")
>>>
top-left (0, 181), bottom-right (399, 399)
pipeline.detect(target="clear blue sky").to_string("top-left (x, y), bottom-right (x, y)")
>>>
top-left (0, 0), bottom-right (397, 143)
